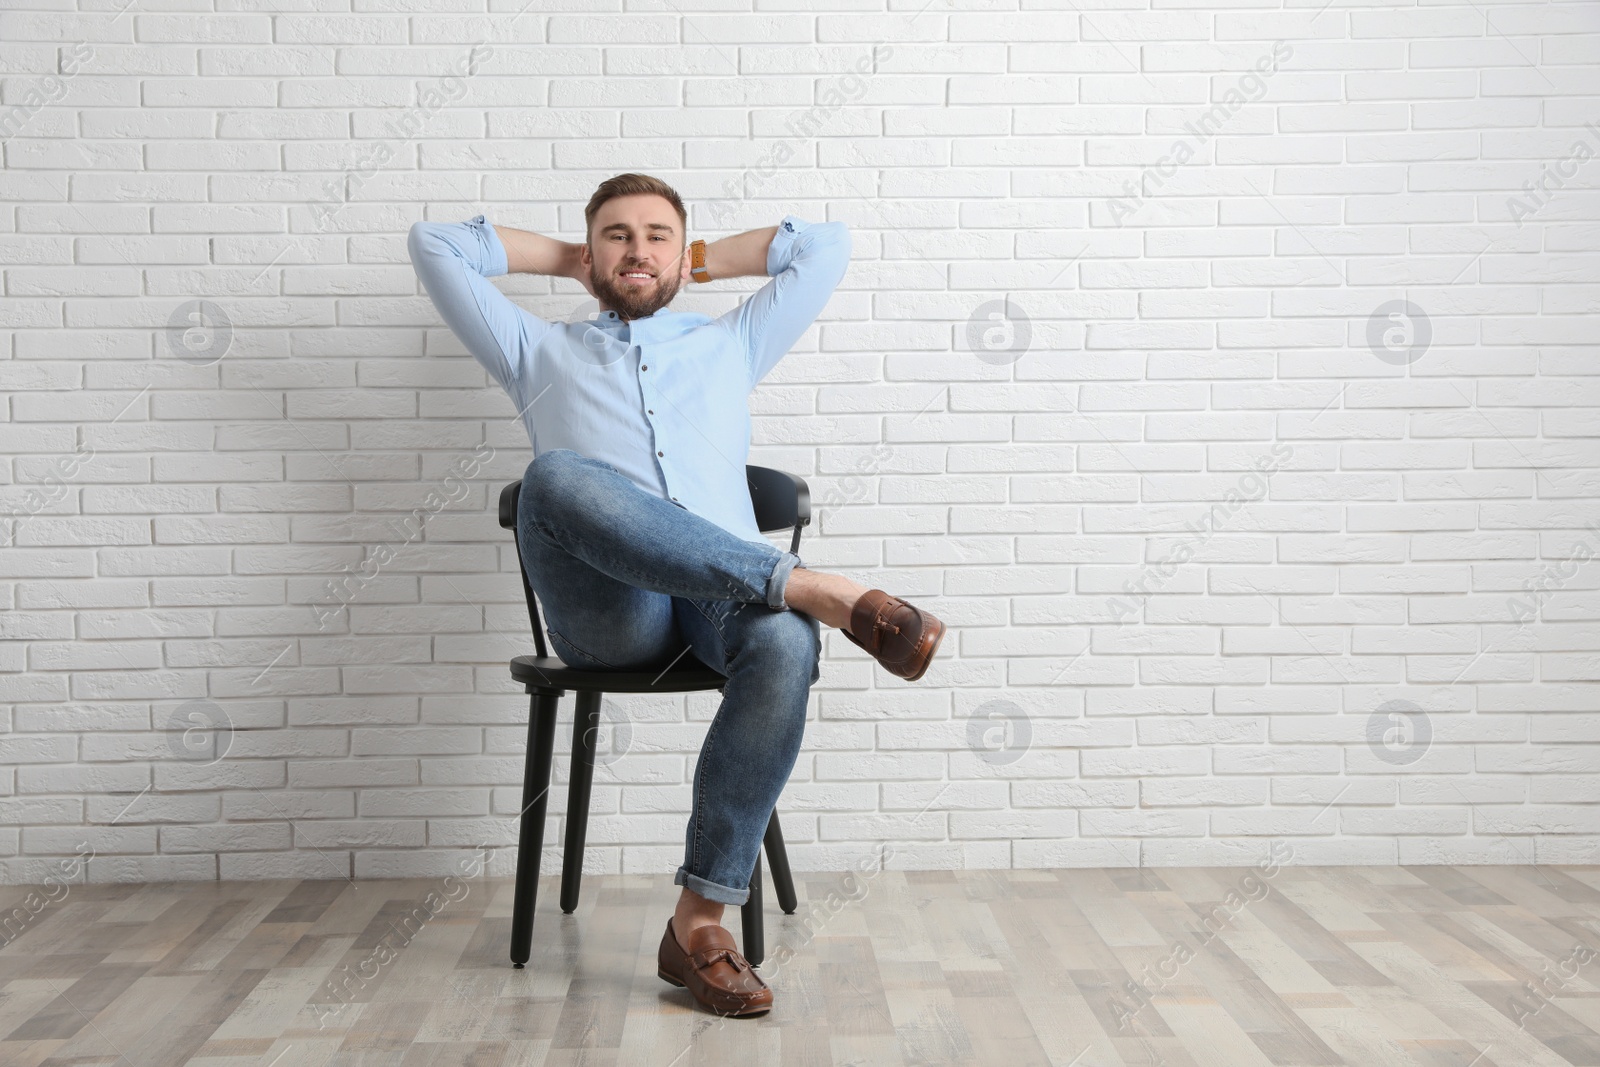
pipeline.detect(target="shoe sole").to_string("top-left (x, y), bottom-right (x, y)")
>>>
top-left (657, 968), bottom-right (772, 1017)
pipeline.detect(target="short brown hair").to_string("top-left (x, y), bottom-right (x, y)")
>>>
top-left (583, 173), bottom-right (687, 247)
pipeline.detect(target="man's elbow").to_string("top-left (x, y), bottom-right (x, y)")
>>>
top-left (798, 221), bottom-right (850, 283)
top-left (406, 221), bottom-right (439, 268)
top-left (826, 220), bottom-right (851, 257)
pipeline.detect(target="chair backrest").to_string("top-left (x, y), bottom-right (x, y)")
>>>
top-left (497, 465), bottom-right (812, 659)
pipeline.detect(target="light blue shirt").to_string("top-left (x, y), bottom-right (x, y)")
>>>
top-left (408, 214), bottom-right (851, 547)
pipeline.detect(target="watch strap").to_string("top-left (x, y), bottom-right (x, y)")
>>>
top-left (690, 239), bottom-right (710, 283)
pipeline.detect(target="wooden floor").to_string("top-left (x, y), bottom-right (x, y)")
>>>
top-left (0, 865), bottom-right (1597, 1066)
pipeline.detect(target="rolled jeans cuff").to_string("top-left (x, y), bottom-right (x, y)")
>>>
top-left (674, 866), bottom-right (750, 907)
top-left (767, 549), bottom-right (801, 612)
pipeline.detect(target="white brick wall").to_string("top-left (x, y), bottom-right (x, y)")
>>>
top-left (1, 2), bottom-right (1597, 887)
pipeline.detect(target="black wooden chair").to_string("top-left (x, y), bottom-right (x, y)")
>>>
top-left (497, 465), bottom-right (812, 969)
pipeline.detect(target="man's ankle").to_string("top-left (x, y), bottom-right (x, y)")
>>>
top-left (827, 575), bottom-right (870, 629)
top-left (786, 567), bottom-right (869, 629)
top-left (674, 889), bottom-right (724, 935)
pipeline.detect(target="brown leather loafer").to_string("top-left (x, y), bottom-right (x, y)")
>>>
top-left (656, 918), bottom-right (772, 1017)
top-left (842, 589), bottom-right (945, 682)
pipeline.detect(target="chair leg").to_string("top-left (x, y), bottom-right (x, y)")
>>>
top-left (510, 691), bottom-right (561, 968)
top-left (560, 690), bottom-right (602, 915)
top-left (763, 810), bottom-right (798, 916)
top-left (742, 849), bottom-right (764, 968)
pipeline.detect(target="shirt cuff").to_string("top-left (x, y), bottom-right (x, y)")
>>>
top-left (469, 213), bottom-right (510, 278)
top-left (765, 215), bottom-right (808, 277)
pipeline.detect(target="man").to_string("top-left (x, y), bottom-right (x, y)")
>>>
top-left (407, 173), bottom-right (945, 1017)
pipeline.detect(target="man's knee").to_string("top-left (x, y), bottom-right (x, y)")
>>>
top-left (522, 449), bottom-right (587, 512)
top-left (526, 448), bottom-right (584, 481)
top-left (732, 609), bottom-right (821, 682)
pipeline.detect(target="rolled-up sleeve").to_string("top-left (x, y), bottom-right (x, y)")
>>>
top-left (407, 214), bottom-right (550, 393)
top-left (715, 215), bottom-right (851, 392)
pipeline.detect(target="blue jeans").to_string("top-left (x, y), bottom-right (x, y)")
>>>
top-left (516, 448), bottom-right (821, 907)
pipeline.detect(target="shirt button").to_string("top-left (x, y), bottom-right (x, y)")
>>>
top-left (641, 364), bottom-right (648, 371)
top-left (657, 451), bottom-right (664, 457)
top-left (647, 409), bottom-right (654, 414)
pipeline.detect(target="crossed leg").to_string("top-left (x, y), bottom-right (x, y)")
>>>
top-left (515, 448), bottom-right (845, 950)
top-left (517, 449), bottom-right (867, 640)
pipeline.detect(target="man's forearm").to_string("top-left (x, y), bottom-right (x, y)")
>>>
top-left (495, 225), bottom-right (584, 279)
top-left (698, 225), bottom-right (778, 283)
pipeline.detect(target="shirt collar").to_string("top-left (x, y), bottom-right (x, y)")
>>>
top-left (590, 305), bottom-right (705, 344)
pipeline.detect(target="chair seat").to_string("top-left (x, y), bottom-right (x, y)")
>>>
top-left (509, 653), bottom-right (727, 694)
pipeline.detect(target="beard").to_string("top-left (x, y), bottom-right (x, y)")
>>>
top-left (589, 259), bottom-right (684, 322)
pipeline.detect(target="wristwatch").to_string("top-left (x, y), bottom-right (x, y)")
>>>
top-left (689, 238), bottom-right (710, 283)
